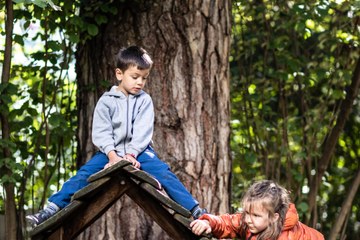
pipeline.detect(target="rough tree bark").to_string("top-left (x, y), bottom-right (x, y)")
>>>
top-left (75, 0), bottom-right (231, 239)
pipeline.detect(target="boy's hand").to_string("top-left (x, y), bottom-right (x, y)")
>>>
top-left (105, 151), bottom-right (125, 169)
top-left (190, 219), bottom-right (211, 236)
top-left (124, 153), bottom-right (141, 169)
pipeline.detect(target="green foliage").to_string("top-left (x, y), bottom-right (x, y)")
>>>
top-left (231, 0), bottom-right (359, 238)
top-left (0, 0), bottom-right (121, 222)
top-left (1, 1), bottom-right (359, 239)
top-left (0, 2), bottom-right (133, 232)
top-left (0, 0), bottom-right (79, 215)
top-left (13, 0), bottom-right (57, 9)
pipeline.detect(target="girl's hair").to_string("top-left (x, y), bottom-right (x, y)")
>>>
top-left (115, 46), bottom-right (153, 71)
top-left (240, 180), bottom-right (290, 240)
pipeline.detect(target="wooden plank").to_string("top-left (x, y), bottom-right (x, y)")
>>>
top-left (87, 160), bottom-right (162, 190)
top-left (87, 160), bottom-right (131, 182)
top-left (125, 180), bottom-right (202, 240)
top-left (122, 165), bottom-right (162, 190)
top-left (30, 161), bottom-right (209, 240)
top-left (31, 176), bottom-right (129, 240)
top-left (72, 177), bottom-right (111, 201)
top-left (173, 214), bottom-right (212, 239)
top-left (140, 182), bottom-right (191, 217)
top-left (47, 228), bottom-right (63, 240)
top-left (173, 213), bottom-right (192, 227)
top-left (30, 200), bottom-right (83, 239)
top-left (58, 176), bottom-right (130, 239)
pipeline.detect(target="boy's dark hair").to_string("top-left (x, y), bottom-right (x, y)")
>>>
top-left (115, 46), bottom-right (153, 71)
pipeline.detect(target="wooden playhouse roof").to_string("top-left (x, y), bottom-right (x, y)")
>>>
top-left (29, 160), bottom-right (211, 240)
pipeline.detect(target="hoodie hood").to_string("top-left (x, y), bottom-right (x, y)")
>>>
top-left (103, 85), bottom-right (145, 98)
top-left (282, 203), bottom-right (299, 231)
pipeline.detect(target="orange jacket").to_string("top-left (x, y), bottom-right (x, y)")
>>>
top-left (199, 203), bottom-right (324, 240)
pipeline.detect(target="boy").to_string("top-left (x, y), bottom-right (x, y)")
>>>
top-left (27, 46), bottom-right (207, 226)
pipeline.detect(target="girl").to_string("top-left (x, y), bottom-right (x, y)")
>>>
top-left (190, 180), bottom-right (324, 239)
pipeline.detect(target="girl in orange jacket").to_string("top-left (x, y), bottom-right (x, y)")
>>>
top-left (190, 180), bottom-right (324, 240)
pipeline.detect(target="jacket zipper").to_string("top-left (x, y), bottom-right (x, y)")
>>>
top-left (123, 96), bottom-right (129, 155)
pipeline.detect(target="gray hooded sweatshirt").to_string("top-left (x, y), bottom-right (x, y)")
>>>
top-left (92, 86), bottom-right (154, 158)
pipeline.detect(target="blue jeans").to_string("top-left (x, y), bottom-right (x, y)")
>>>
top-left (49, 146), bottom-right (199, 211)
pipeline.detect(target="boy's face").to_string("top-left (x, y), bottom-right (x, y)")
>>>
top-left (115, 65), bottom-right (150, 95)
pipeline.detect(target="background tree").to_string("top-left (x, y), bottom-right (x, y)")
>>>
top-left (1, 0), bottom-right (359, 239)
top-left (231, 1), bottom-right (360, 238)
top-left (1, 0), bottom-right (16, 239)
top-left (74, 0), bottom-right (231, 239)
top-left (1, 0), bottom-right (78, 239)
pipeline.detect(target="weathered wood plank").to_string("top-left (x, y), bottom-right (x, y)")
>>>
top-left (173, 214), bottom-right (213, 239)
top-left (122, 165), bottom-right (162, 190)
top-left (30, 200), bottom-right (83, 239)
top-left (173, 213), bottom-right (192, 227)
top-left (47, 228), bottom-right (64, 240)
top-left (71, 177), bottom-right (111, 201)
top-left (140, 182), bottom-right (191, 218)
top-left (125, 180), bottom-right (202, 240)
top-left (54, 176), bottom-right (130, 239)
top-left (87, 160), bottom-right (131, 182)
top-left (30, 176), bottom-right (129, 240)
top-left (29, 159), bottom-right (208, 240)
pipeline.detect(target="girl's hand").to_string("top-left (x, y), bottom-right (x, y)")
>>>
top-left (124, 153), bottom-right (141, 169)
top-left (190, 219), bottom-right (211, 236)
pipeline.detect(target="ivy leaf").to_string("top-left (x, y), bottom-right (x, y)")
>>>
top-left (13, 34), bottom-right (24, 45)
top-left (297, 202), bottom-right (309, 213)
top-left (69, 33), bottom-right (80, 43)
top-left (87, 24), bottom-right (99, 36)
top-left (95, 15), bottom-right (108, 25)
top-left (48, 41), bottom-right (62, 52)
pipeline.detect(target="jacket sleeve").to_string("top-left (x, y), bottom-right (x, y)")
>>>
top-left (92, 96), bottom-right (116, 155)
top-left (126, 95), bottom-right (154, 157)
top-left (199, 213), bottom-right (244, 239)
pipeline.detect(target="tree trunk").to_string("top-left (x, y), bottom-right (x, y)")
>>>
top-left (328, 167), bottom-right (360, 240)
top-left (307, 57), bottom-right (360, 225)
top-left (75, 0), bottom-right (231, 239)
top-left (1, 1), bottom-right (18, 239)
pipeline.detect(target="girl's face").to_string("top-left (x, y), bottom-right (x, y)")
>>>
top-left (243, 202), bottom-right (279, 235)
top-left (115, 65), bottom-right (150, 96)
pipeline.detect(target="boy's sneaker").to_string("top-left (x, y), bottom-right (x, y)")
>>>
top-left (26, 202), bottom-right (60, 227)
top-left (191, 207), bottom-right (208, 219)
top-left (26, 209), bottom-right (55, 227)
